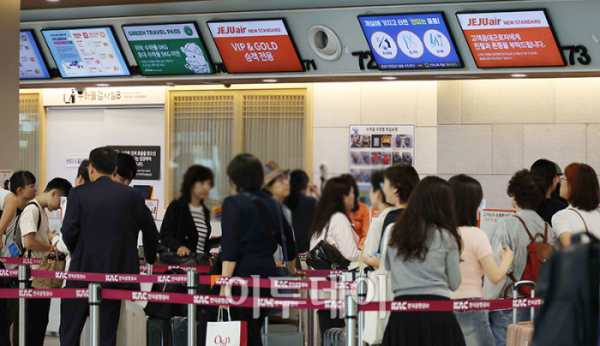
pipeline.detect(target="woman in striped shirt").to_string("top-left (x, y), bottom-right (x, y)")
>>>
top-left (160, 165), bottom-right (214, 256)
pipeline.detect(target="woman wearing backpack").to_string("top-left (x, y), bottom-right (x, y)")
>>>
top-left (0, 171), bottom-right (37, 346)
top-left (448, 175), bottom-right (515, 346)
top-left (551, 163), bottom-right (600, 247)
top-left (383, 176), bottom-right (465, 346)
top-left (483, 170), bottom-right (558, 346)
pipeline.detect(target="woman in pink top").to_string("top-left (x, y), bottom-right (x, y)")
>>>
top-left (448, 175), bottom-right (514, 346)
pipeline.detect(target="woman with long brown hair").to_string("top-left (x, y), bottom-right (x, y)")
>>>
top-left (383, 176), bottom-right (465, 346)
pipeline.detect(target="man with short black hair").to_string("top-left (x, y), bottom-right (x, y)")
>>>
top-left (18, 178), bottom-right (72, 346)
top-left (113, 153), bottom-right (137, 186)
top-left (59, 146), bottom-right (159, 346)
top-left (531, 159), bottom-right (567, 226)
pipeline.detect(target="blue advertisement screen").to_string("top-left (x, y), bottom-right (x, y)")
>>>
top-left (42, 27), bottom-right (130, 78)
top-left (20, 31), bottom-right (51, 79)
top-left (358, 13), bottom-right (463, 70)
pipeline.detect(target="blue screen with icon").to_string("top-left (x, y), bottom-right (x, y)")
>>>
top-left (358, 13), bottom-right (463, 70)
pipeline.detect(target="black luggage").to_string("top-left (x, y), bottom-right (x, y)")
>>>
top-left (144, 269), bottom-right (187, 319)
top-left (146, 318), bottom-right (172, 346)
top-left (323, 328), bottom-right (346, 346)
top-left (170, 309), bottom-right (212, 346)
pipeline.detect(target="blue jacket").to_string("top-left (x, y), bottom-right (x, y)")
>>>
top-left (61, 176), bottom-right (159, 289)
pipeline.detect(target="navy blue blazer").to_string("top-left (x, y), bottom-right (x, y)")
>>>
top-left (61, 176), bottom-right (159, 289)
top-left (221, 190), bottom-right (297, 279)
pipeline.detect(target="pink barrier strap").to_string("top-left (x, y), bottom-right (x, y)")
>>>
top-left (141, 264), bottom-right (211, 273)
top-left (0, 288), bottom-right (89, 299)
top-left (29, 269), bottom-right (357, 290)
top-left (0, 257), bottom-right (42, 265)
top-left (102, 289), bottom-right (345, 311)
top-left (0, 269), bottom-right (18, 278)
top-left (297, 269), bottom-right (347, 278)
top-left (359, 298), bottom-right (544, 312)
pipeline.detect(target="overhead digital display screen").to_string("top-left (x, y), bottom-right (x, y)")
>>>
top-left (20, 31), bottom-right (51, 80)
top-left (207, 19), bottom-right (305, 73)
top-left (358, 13), bottom-right (463, 70)
top-left (456, 10), bottom-right (565, 68)
top-left (123, 23), bottom-right (213, 76)
top-left (42, 27), bottom-right (130, 78)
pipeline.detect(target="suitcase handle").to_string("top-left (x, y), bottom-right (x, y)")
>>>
top-left (512, 280), bottom-right (536, 325)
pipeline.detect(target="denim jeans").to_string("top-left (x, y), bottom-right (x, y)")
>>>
top-left (454, 309), bottom-right (495, 346)
top-left (488, 308), bottom-right (531, 346)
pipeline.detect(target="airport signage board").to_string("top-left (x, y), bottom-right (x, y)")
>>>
top-left (207, 19), bottom-right (304, 73)
top-left (456, 10), bottom-right (566, 68)
top-left (358, 13), bottom-right (463, 70)
top-left (20, 31), bottom-right (51, 80)
top-left (42, 27), bottom-right (130, 78)
top-left (123, 23), bottom-right (213, 76)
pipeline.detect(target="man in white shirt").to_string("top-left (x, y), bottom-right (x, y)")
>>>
top-left (18, 178), bottom-right (72, 346)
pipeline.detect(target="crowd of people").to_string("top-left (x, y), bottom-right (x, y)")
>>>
top-left (0, 146), bottom-right (599, 346)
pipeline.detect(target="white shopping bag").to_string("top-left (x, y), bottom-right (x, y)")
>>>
top-left (206, 308), bottom-right (248, 346)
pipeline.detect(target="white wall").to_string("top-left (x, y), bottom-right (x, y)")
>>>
top-left (45, 107), bottom-right (166, 208)
top-left (437, 78), bottom-right (600, 209)
top-left (312, 81), bottom-right (438, 185)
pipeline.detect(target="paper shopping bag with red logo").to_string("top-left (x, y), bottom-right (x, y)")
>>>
top-left (206, 309), bottom-right (248, 346)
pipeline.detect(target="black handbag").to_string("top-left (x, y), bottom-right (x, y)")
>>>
top-left (157, 252), bottom-right (211, 266)
top-left (306, 224), bottom-right (350, 270)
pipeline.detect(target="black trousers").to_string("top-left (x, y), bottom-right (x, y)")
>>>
top-left (0, 298), bottom-right (10, 346)
top-left (229, 306), bottom-right (265, 346)
top-left (10, 298), bottom-right (51, 346)
top-left (59, 296), bottom-right (122, 346)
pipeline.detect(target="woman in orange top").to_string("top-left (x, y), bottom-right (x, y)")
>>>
top-left (341, 174), bottom-right (371, 249)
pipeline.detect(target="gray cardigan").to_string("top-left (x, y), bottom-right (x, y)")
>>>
top-left (385, 228), bottom-right (462, 298)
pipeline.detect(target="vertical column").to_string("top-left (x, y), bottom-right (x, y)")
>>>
top-left (0, 0), bottom-right (20, 170)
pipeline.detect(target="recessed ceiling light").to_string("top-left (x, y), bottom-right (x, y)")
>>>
top-left (262, 79), bottom-right (277, 83)
top-left (95, 83), bottom-right (110, 87)
top-left (381, 77), bottom-right (397, 80)
top-left (511, 74), bottom-right (527, 78)
top-left (46, 0), bottom-right (60, 2)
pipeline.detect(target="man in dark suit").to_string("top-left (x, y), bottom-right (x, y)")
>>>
top-left (59, 147), bottom-right (159, 346)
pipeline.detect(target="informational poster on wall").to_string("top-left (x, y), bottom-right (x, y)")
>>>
top-left (0, 170), bottom-right (13, 190)
top-left (349, 125), bottom-right (415, 188)
top-left (456, 10), bottom-right (565, 68)
top-left (123, 23), bottom-right (213, 75)
top-left (207, 19), bottom-right (305, 73)
top-left (108, 146), bottom-right (161, 180)
top-left (478, 209), bottom-right (516, 237)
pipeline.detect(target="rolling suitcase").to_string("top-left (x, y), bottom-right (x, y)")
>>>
top-left (261, 316), bottom-right (304, 346)
top-left (170, 309), bottom-right (212, 346)
top-left (147, 318), bottom-right (172, 346)
top-left (506, 281), bottom-right (536, 346)
top-left (323, 328), bottom-right (346, 346)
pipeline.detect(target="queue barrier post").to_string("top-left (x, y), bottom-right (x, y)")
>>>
top-left (18, 264), bottom-right (29, 346)
top-left (89, 283), bottom-right (102, 346)
top-left (187, 269), bottom-right (198, 346)
top-left (357, 277), bottom-right (367, 346)
top-left (345, 293), bottom-right (357, 346)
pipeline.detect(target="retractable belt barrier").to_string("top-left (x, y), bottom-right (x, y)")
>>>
top-left (0, 287), bottom-right (542, 312)
top-left (24, 269), bottom-right (358, 290)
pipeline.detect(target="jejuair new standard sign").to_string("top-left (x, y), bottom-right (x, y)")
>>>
top-left (123, 23), bottom-right (214, 76)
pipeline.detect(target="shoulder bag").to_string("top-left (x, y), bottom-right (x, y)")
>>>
top-left (306, 222), bottom-right (350, 270)
top-left (32, 243), bottom-right (66, 289)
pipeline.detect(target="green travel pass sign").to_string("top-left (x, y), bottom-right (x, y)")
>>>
top-left (123, 23), bottom-right (213, 75)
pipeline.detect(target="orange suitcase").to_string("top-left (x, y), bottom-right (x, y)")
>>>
top-left (506, 281), bottom-right (536, 346)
